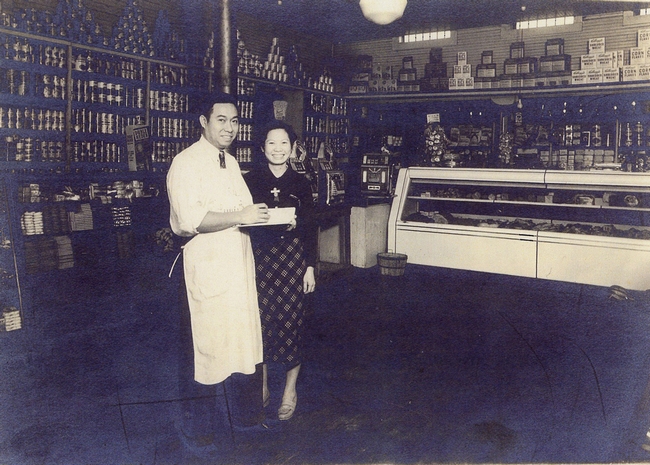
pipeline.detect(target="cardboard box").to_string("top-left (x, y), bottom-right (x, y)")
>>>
top-left (638, 64), bottom-right (650, 81)
top-left (587, 68), bottom-right (603, 84)
top-left (126, 125), bottom-right (151, 171)
top-left (481, 51), bottom-right (493, 64)
top-left (348, 84), bottom-right (368, 94)
top-left (372, 63), bottom-right (382, 79)
top-left (581, 54), bottom-right (597, 70)
top-left (630, 47), bottom-right (646, 65)
top-left (596, 52), bottom-right (614, 69)
top-left (545, 38), bottom-right (564, 56)
top-left (572, 70), bottom-right (588, 85)
top-left (425, 62), bottom-right (447, 77)
top-left (504, 58), bottom-right (518, 75)
top-left (476, 63), bottom-right (497, 78)
top-left (351, 72), bottom-right (370, 82)
top-left (457, 51), bottom-right (467, 65)
top-left (602, 68), bottom-right (621, 83)
top-left (510, 42), bottom-right (525, 59)
top-left (518, 57), bottom-right (537, 74)
top-left (588, 37), bottom-right (605, 54)
top-left (429, 47), bottom-right (443, 63)
top-left (523, 74), bottom-right (536, 87)
top-left (551, 55), bottom-right (571, 72)
top-left (539, 56), bottom-right (553, 73)
top-left (639, 29), bottom-right (650, 47)
top-left (622, 65), bottom-right (639, 81)
top-left (380, 78), bottom-right (398, 91)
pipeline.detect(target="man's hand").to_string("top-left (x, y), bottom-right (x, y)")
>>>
top-left (240, 203), bottom-right (270, 225)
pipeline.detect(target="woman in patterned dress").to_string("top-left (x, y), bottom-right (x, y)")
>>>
top-left (244, 121), bottom-right (317, 421)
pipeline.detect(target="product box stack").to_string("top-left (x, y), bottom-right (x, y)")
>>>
top-left (538, 38), bottom-right (572, 86)
top-left (620, 30), bottom-right (650, 82)
top-left (573, 37), bottom-right (622, 84)
top-left (498, 42), bottom-right (539, 88)
top-left (420, 47), bottom-right (448, 91)
top-left (397, 56), bottom-right (420, 92)
top-left (448, 51), bottom-right (474, 90)
top-left (474, 51), bottom-right (497, 89)
top-left (261, 38), bottom-right (289, 83)
top-left (368, 62), bottom-right (397, 93)
top-left (348, 55), bottom-right (372, 94)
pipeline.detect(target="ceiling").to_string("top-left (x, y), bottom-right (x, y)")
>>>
top-left (232, 0), bottom-right (649, 43)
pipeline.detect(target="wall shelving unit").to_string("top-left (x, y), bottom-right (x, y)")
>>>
top-left (0, 6), bottom-right (216, 330)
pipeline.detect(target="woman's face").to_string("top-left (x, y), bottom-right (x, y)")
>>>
top-left (263, 128), bottom-right (292, 166)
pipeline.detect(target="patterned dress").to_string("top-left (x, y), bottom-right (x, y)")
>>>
top-left (244, 166), bottom-right (317, 369)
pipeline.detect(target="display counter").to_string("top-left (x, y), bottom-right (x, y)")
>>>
top-left (388, 167), bottom-right (650, 289)
top-left (315, 204), bottom-right (351, 276)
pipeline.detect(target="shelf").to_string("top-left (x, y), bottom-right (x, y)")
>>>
top-left (346, 82), bottom-right (650, 103)
top-left (239, 75), bottom-right (337, 97)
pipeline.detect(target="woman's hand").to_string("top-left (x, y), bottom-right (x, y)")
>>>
top-left (240, 203), bottom-right (270, 225)
top-left (303, 266), bottom-right (316, 294)
top-left (285, 216), bottom-right (297, 231)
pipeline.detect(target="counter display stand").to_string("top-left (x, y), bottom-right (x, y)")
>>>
top-left (388, 167), bottom-right (650, 290)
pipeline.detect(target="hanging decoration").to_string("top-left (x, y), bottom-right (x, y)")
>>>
top-left (423, 123), bottom-right (448, 166)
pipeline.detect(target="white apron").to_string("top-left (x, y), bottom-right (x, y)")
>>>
top-left (172, 143), bottom-right (263, 385)
top-left (183, 229), bottom-right (262, 385)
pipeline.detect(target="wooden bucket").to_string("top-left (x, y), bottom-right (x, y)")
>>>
top-left (377, 253), bottom-right (408, 276)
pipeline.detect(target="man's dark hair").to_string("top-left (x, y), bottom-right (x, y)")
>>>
top-left (194, 93), bottom-right (238, 120)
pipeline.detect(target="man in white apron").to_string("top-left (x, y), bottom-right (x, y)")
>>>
top-left (167, 93), bottom-right (271, 451)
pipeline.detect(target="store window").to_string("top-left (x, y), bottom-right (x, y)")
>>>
top-left (398, 29), bottom-right (451, 44)
top-left (516, 15), bottom-right (575, 29)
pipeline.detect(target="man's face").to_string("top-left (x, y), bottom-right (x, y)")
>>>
top-left (200, 103), bottom-right (239, 150)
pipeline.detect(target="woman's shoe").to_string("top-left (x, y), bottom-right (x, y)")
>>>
top-left (278, 395), bottom-right (297, 421)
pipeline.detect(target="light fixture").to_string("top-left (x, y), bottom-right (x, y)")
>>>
top-left (359, 0), bottom-right (407, 25)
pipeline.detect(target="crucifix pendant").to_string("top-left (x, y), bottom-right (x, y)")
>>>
top-left (270, 187), bottom-right (280, 203)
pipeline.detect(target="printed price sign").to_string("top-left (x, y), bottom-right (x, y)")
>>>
top-left (427, 113), bottom-right (440, 123)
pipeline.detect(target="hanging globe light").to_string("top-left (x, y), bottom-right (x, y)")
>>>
top-left (359, 0), bottom-right (408, 25)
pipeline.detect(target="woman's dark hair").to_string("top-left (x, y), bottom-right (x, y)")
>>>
top-left (256, 120), bottom-right (298, 150)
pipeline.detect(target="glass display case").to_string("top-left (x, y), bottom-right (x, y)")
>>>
top-left (388, 167), bottom-right (650, 289)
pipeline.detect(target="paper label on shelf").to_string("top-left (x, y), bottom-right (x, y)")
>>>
top-left (427, 113), bottom-right (440, 123)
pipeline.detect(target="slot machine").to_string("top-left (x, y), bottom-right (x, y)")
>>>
top-left (289, 140), bottom-right (318, 202)
top-left (360, 153), bottom-right (391, 195)
top-left (318, 159), bottom-right (346, 206)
